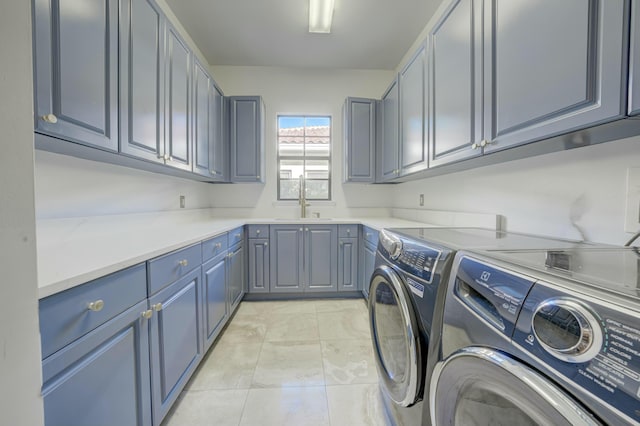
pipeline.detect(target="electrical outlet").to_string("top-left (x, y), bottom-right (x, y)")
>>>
top-left (419, 194), bottom-right (424, 206)
top-left (180, 195), bottom-right (186, 209)
top-left (624, 168), bottom-right (640, 232)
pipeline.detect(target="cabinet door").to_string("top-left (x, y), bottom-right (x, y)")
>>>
top-left (483, 0), bottom-right (627, 153)
top-left (399, 45), bottom-right (428, 176)
top-left (119, 0), bottom-right (165, 162)
top-left (344, 98), bottom-right (376, 183)
top-left (304, 225), bottom-right (338, 292)
top-left (248, 238), bottom-right (270, 293)
top-left (33, 0), bottom-right (118, 151)
top-left (229, 96), bottom-right (265, 182)
top-left (429, 0), bottom-right (483, 167)
top-left (362, 241), bottom-right (377, 299)
top-left (41, 300), bottom-right (151, 426)
top-left (149, 268), bottom-right (202, 425)
top-left (377, 78), bottom-right (400, 181)
top-left (202, 256), bottom-right (227, 351)
top-left (270, 226), bottom-right (304, 293)
top-left (227, 243), bottom-right (245, 311)
top-left (164, 25), bottom-right (192, 170)
top-left (192, 58), bottom-right (212, 177)
top-left (630, 0), bottom-right (640, 116)
top-left (210, 83), bottom-right (227, 180)
top-left (338, 237), bottom-right (359, 292)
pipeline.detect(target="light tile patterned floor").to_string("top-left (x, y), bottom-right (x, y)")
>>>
top-left (162, 299), bottom-right (391, 426)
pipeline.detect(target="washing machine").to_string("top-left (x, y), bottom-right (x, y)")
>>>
top-left (367, 227), bottom-right (598, 426)
top-left (429, 247), bottom-right (640, 425)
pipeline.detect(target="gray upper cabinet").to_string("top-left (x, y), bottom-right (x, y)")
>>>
top-left (304, 225), bottom-right (338, 292)
top-left (33, 0), bottom-right (118, 151)
top-left (344, 97), bottom-right (376, 183)
top-left (399, 44), bottom-right (428, 176)
top-left (270, 225), bottom-right (304, 293)
top-left (482, 0), bottom-right (628, 153)
top-left (210, 83), bottom-right (227, 181)
top-left (630, 0), bottom-right (640, 116)
top-left (164, 25), bottom-right (192, 171)
top-left (229, 96), bottom-right (265, 183)
top-left (192, 58), bottom-right (212, 177)
top-left (120, 0), bottom-right (165, 163)
top-left (377, 77), bottom-right (400, 182)
top-left (429, 0), bottom-right (483, 167)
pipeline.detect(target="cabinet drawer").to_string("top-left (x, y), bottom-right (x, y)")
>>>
top-left (148, 244), bottom-right (201, 295)
top-left (339, 224), bottom-right (359, 238)
top-left (202, 234), bottom-right (228, 263)
top-left (247, 225), bottom-right (269, 239)
top-left (363, 226), bottom-right (379, 245)
top-left (228, 226), bottom-right (244, 247)
top-left (39, 263), bottom-right (147, 359)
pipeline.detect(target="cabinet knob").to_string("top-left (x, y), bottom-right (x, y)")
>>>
top-left (265, 242), bottom-right (268, 247)
top-left (235, 233), bottom-right (241, 238)
top-left (87, 300), bottom-right (104, 312)
top-left (215, 243), bottom-right (222, 249)
top-left (141, 310), bottom-right (153, 320)
top-left (366, 233), bottom-right (372, 237)
top-left (346, 229), bottom-right (351, 235)
top-left (152, 303), bottom-right (163, 312)
top-left (41, 113), bottom-right (58, 124)
top-left (480, 139), bottom-right (492, 147)
top-left (256, 229), bottom-right (261, 235)
top-left (340, 242), bottom-right (344, 246)
top-left (178, 259), bottom-right (188, 267)
top-left (299, 228), bottom-right (303, 232)
top-left (305, 228), bottom-right (309, 232)
top-left (471, 142), bottom-right (479, 150)
top-left (256, 175), bottom-right (261, 179)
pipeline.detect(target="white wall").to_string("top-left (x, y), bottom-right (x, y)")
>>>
top-left (208, 66), bottom-right (395, 218)
top-left (35, 151), bottom-right (213, 219)
top-left (392, 136), bottom-right (640, 245)
top-left (0, 1), bottom-right (44, 424)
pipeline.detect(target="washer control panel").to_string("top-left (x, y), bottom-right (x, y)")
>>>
top-left (516, 284), bottom-right (640, 425)
top-left (379, 230), bottom-right (442, 283)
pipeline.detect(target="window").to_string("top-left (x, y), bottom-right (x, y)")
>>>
top-left (277, 115), bottom-right (331, 200)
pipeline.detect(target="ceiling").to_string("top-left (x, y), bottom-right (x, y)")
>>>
top-left (165, 0), bottom-right (442, 70)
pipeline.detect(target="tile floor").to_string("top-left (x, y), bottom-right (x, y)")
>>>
top-left (162, 299), bottom-right (392, 426)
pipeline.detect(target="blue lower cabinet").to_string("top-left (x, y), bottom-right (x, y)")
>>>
top-left (202, 252), bottom-right (228, 351)
top-left (304, 225), bottom-right (338, 292)
top-left (149, 268), bottom-right (203, 425)
top-left (362, 240), bottom-right (377, 299)
top-left (338, 237), bottom-right (359, 291)
top-left (41, 299), bottom-right (152, 426)
top-left (227, 242), bottom-right (245, 312)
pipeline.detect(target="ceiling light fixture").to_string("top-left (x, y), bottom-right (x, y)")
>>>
top-left (309, 0), bottom-right (335, 33)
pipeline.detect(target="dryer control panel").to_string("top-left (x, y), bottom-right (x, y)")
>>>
top-left (379, 230), bottom-right (443, 284)
top-left (516, 284), bottom-right (640, 425)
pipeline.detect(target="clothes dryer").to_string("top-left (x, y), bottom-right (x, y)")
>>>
top-left (430, 247), bottom-right (640, 425)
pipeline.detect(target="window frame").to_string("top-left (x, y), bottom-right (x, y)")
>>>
top-left (276, 114), bottom-right (332, 201)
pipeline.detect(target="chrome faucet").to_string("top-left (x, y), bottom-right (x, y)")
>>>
top-left (299, 175), bottom-right (310, 218)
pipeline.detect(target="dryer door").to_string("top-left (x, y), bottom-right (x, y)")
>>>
top-left (430, 347), bottom-right (601, 426)
top-left (369, 264), bottom-right (422, 407)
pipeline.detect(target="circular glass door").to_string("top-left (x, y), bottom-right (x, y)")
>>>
top-left (369, 265), bottom-right (421, 407)
top-left (430, 347), bottom-right (601, 426)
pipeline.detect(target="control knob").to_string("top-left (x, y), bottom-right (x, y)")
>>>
top-left (532, 299), bottom-right (602, 363)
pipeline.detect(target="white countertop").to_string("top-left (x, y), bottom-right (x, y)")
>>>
top-left (36, 210), bottom-right (429, 299)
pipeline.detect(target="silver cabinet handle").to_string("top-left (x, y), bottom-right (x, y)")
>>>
top-left (178, 259), bottom-right (188, 267)
top-left (88, 300), bottom-right (104, 312)
top-left (152, 303), bottom-right (163, 312)
top-left (141, 310), bottom-right (153, 319)
top-left (215, 243), bottom-right (222, 249)
top-left (366, 233), bottom-right (372, 237)
top-left (41, 113), bottom-right (58, 124)
top-left (235, 233), bottom-right (241, 238)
